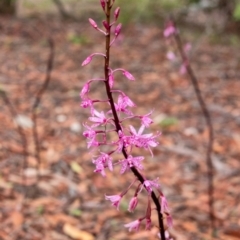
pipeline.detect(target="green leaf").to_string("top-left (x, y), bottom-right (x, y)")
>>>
top-left (69, 208), bottom-right (82, 217)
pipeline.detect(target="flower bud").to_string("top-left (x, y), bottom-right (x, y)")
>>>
top-left (128, 196), bottom-right (138, 212)
top-left (114, 7), bottom-right (120, 20)
top-left (102, 20), bottom-right (110, 30)
top-left (89, 18), bottom-right (98, 29)
top-left (80, 82), bottom-right (90, 98)
top-left (100, 0), bottom-right (105, 10)
top-left (114, 23), bottom-right (122, 37)
top-left (109, 73), bottom-right (114, 88)
top-left (82, 55), bottom-right (92, 66)
top-left (123, 70), bottom-right (135, 80)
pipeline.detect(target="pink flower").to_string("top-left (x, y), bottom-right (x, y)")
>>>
top-left (140, 110), bottom-right (153, 127)
top-left (122, 95), bottom-right (135, 107)
top-left (129, 125), bottom-right (147, 137)
top-left (124, 219), bottom-right (141, 232)
top-left (80, 99), bottom-right (94, 115)
top-left (105, 194), bottom-right (122, 210)
top-left (83, 124), bottom-right (101, 148)
top-left (89, 109), bottom-right (108, 126)
top-left (93, 161), bottom-right (106, 176)
top-left (93, 152), bottom-right (113, 176)
top-left (143, 178), bottom-right (161, 193)
top-left (117, 130), bottom-right (132, 151)
top-left (128, 196), bottom-right (138, 212)
top-left (81, 99), bottom-right (92, 108)
top-left (129, 125), bottom-right (159, 156)
top-left (120, 155), bottom-right (144, 174)
top-left (114, 94), bottom-right (135, 116)
top-left (83, 125), bottom-right (96, 138)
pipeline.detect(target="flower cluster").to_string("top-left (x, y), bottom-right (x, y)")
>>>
top-left (81, 0), bottom-right (172, 238)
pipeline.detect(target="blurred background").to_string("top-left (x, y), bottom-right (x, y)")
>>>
top-left (0, 0), bottom-right (240, 240)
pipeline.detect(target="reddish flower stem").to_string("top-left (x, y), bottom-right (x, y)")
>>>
top-left (31, 38), bottom-right (54, 175)
top-left (103, 1), bottom-right (165, 239)
top-left (171, 18), bottom-right (215, 234)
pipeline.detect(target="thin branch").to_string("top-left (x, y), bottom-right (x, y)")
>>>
top-left (31, 38), bottom-right (54, 173)
top-left (171, 18), bottom-right (215, 233)
top-left (104, 2), bottom-right (166, 239)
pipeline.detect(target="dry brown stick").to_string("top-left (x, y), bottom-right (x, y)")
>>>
top-left (171, 19), bottom-right (215, 233)
top-left (31, 38), bottom-right (54, 175)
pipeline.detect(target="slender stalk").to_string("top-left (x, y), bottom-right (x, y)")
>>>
top-left (172, 19), bottom-right (215, 233)
top-left (31, 38), bottom-right (54, 175)
top-left (103, 2), bottom-right (165, 239)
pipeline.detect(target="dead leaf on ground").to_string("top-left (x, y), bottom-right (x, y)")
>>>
top-left (63, 223), bottom-right (94, 240)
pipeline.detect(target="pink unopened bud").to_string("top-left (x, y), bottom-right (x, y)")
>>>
top-left (180, 63), bottom-right (187, 75)
top-left (82, 55), bottom-right (92, 66)
top-left (166, 51), bottom-right (176, 61)
top-left (184, 43), bottom-right (192, 52)
top-left (114, 7), bottom-right (120, 20)
top-left (109, 73), bottom-right (114, 88)
top-left (128, 196), bottom-right (138, 212)
top-left (102, 20), bottom-right (110, 30)
top-left (163, 22), bottom-right (176, 38)
top-left (166, 214), bottom-right (173, 228)
top-left (100, 0), bottom-right (105, 11)
top-left (123, 70), bottom-right (135, 80)
top-left (89, 18), bottom-right (98, 29)
top-left (115, 23), bottom-right (122, 37)
top-left (160, 194), bottom-right (170, 213)
top-left (145, 218), bottom-right (151, 230)
top-left (80, 82), bottom-right (90, 98)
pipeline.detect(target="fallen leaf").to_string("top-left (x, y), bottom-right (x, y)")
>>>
top-left (9, 211), bottom-right (23, 228)
top-left (70, 161), bottom-right (82, 174)
top-left (63, 223), bottom-right (94, 240)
